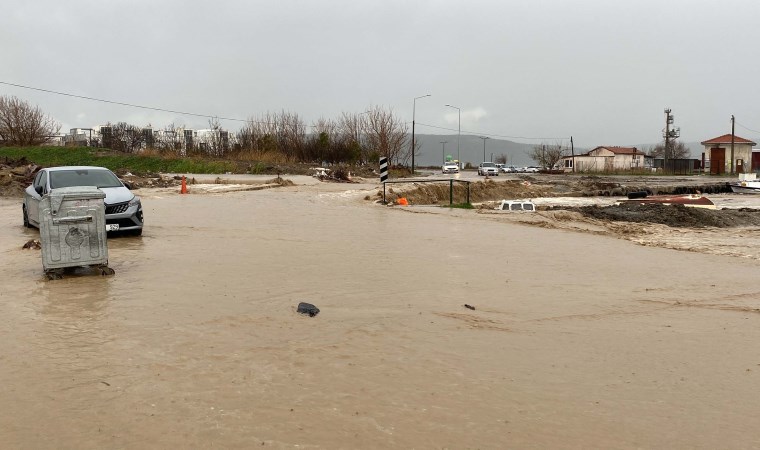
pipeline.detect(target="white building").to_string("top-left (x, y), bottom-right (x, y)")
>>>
top-left (562, 146), bottom-right (652, 172)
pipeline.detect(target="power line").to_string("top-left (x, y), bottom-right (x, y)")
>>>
top-left (735, 121), bottom-right (760, 136)
top-left (415, 121), bottom-right (568, 141)
top-left (1, 80), bottom-right (571, 139)
top-left (0, 80), bottom-right (256, 124)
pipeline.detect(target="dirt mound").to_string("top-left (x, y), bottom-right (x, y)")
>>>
top-left (564, 204), bottom-right (760, 228)
top-left (116, 172), bottom-right (182, 189)
top-left (394, 179), bottom-right (554, 205)
top-left (0, 157), bottom-right (40, 197)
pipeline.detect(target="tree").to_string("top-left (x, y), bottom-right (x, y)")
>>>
top-left (0, 95), bottom-right (61, 146)
top-left (197, 118), bottom-right (231, 157)
top-left (646, 141), bottom-right (690, 159)
top-left (107, 122), bottom-right (145, 153)
top-left (235, 111), bottom-right (306, 161)
top-left (529, 142), bottom-right (567, 169)
top-left (363, 106), bottom-right (409, 166)
top-left (153, 123), bottom-right (184, 154)
top-left (493, 154), bottom-right (508, 165)
top-left (337, 112), bottom-right (368, 162)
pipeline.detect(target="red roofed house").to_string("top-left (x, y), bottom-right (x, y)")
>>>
top-left (701, 134), bottom-right (757, 174)
top-left (561, 146), bottom-right (652, 172)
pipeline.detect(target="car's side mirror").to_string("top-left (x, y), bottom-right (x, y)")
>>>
top-left (35, 185), bottom-right (43, 195)
top-left (122, 181), bottom-right (133, 189)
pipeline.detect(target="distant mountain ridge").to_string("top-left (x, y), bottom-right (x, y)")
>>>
top-left (413, 134), bottom-right (542, 167)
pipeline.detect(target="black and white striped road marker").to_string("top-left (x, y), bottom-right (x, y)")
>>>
top-left (379, 157), bottom-right (388, 182)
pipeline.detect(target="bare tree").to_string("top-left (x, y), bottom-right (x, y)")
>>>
top-left (363, 106), bottom-right (409, 166)
top-left (646, 141), bottom-right (690, 159)
top-left (235, 111), bottom-right (306, 160)
top-left (337, 112), bottom-right (367, 162)
top-left (493, 153), bottom-right (507, 165)
top-left (529, 141), bottom-right (567, 169)
top-left (153, 123), bottom-right (184, 154)
top-left (107, 122), bottom-right (145, 153)
top-left (196, 117), bottom-right (232, 157)
top-left (0, 95), bottom-right (61, 146)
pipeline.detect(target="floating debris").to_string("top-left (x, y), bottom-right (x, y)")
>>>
top-left (297, 302), bottom-right (320, 317)
top-left (22, 239), bottom-right (41, 250)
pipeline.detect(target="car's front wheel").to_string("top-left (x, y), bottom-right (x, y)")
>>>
top-left (22, 205), bottom-right (31, 228)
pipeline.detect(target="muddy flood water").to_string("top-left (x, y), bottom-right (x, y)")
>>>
top-left (2, 180), bottom-right (760, 449)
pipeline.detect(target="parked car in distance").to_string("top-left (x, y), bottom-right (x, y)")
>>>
top-left (23, 166), bottom-right (144, 235)
top-left (477, 162), bottom-right (499, 176)
top-left (442, 161), bottom-right (460, 174)
top-left (525, 166), bottom-right (540, 173)
top-left (501, 165), bottom-right (517, 173)
top-left (496, 200), bottom-right (536, 211)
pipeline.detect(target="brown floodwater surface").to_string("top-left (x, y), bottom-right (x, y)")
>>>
top-left (1, 183), bottom-right (760, 449)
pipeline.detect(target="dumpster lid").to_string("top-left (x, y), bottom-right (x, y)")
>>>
top-left (47, 186), bottom-right (106, 214)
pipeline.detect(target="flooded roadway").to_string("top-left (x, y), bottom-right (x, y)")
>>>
top-left (1, 182), bottom-right (760, 449)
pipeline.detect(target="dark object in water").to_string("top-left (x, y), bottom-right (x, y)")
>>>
top-left (627, 191), bottom-right (648, 199)
top-left (297, 302), bottom-right (320, 317)
top-left (22, 239), bottom-right (41, 250)
top-left (464, 304), bottom-right (476, 310)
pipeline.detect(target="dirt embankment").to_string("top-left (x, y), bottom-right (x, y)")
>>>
top-left (391, 175), bottom-right (733, 206)
top-left (394, 176), bottom-right (760, 229)
top-left (0, 157), bottom-right (39, 197)
top-left (560, 204), bottom-right (760, 228)
top-left (389, 178), bottom-right (555, 205)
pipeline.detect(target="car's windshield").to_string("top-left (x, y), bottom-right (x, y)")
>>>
top-left (49, 169), bottom-right (123, 189)
top-left (482, 162), bottom-right (495, 167)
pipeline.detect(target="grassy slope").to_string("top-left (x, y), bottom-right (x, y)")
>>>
top-left (0, 147), bottom-right (237, 174)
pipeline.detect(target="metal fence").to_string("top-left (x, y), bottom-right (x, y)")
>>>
top-left (382, 179), bottom-right (471, 205)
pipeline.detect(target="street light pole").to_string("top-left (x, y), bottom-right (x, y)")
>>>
top-left (440, 141), bottom-right (448, 164)
top-left (412, 94), bottom-right (431, 175)
top-left (479, 136), bottom-right (490, 162)
top-left (445, 104), bottom-right (461, 166)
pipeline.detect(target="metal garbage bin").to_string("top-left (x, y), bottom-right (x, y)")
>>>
top-left (39, 186), bottom-right (115, 279)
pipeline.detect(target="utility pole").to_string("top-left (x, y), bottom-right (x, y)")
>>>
top-left (411, 94), bottom-right (431, 175)
top-left (662, 109), bottom-right (679, 173)
top-left (571, 136), bottom-right (575, 173)
top-left (542, 144), bottom-right (546, 168)
top-left (664, 108), bottom-right (671, 172)
top-left (731, 115), bottom-right (735, 174)
top-left (440, 141), bottom-right (448, 164)
top-left (445, 104), bottom-right (461, 165)
top-left (479, 136), bottom-right (490, 162)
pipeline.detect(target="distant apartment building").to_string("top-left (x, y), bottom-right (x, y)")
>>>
top-left (61, 125), bottom-right (233, 155)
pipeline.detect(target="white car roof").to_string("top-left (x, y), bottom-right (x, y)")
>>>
top-left (46, 166), bottom-right (111, 172)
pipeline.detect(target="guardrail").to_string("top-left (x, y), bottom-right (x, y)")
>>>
top-left (382, 178), bottom-right (471, 205)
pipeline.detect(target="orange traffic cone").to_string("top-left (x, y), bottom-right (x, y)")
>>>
top-left (180, 176), bottom-right (188, 194)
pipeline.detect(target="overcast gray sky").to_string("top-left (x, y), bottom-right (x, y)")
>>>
top-left (2, 0), bottom-right (759, 148)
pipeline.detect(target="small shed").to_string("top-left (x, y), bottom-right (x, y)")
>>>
top-left (562, 146), bottom-right (652, 172)
top-left (700, 134), bottom-right (757, 174)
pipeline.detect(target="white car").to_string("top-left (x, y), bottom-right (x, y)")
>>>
top-left (442, 161), bottom-right (460, 174)
top-left (496, 200), bottom-right (536, 211)
top-left (477, 162), bottom-right (499, 176)
top-left (23, 166), bottom-right (144, 235)
top-left (525, 166), bottom-right (540, 173)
